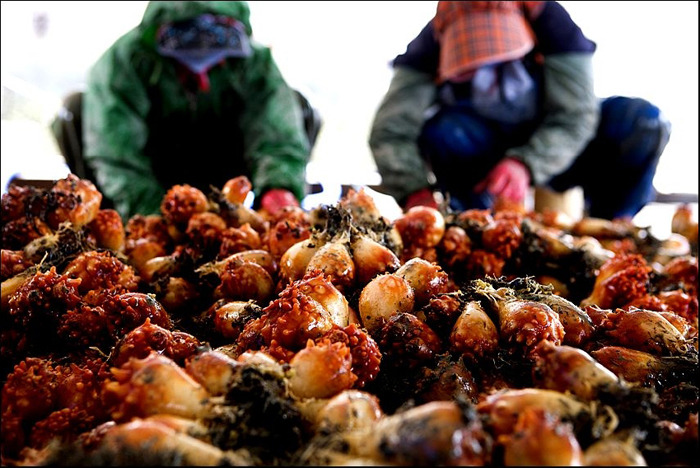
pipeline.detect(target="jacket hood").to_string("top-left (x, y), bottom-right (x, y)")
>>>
top-left (140, 1), bottom-right (253, 43)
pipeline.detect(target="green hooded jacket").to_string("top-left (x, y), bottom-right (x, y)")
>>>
top-left (82, 1), bottom-right (310, 220)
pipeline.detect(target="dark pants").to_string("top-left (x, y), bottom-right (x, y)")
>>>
top-left (51, 90), bottom-right (322, 211)
top-left (418, 96), bottom-right (671, 219)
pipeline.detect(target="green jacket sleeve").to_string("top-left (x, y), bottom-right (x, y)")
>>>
top-left (238, 47), bottom-right (311, 202)
top-left (369, 66), bottom-right (438, 203)
top-left (82, 39), bottom-right (166, 220)
top-left (505, 53), bottom-right (600, 185)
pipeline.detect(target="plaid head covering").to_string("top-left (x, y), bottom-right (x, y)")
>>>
top-left (433, 1), bottom-right (546, 83)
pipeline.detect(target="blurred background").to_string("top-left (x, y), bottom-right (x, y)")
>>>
top-left (1, 1), bottom-right (697, 236)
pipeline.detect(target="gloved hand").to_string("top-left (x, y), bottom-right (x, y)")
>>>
top-left (260, 188), bottom-right (299, 216)
top-left (474, 157), bottom-right (530, 203)
top-left (403, 188), bottom-right (439, 210)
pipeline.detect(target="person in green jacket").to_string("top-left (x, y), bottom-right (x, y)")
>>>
top-left (81, 1), bottom-right (311, 220)
top-left (369, 1), bottom-right (671, 220)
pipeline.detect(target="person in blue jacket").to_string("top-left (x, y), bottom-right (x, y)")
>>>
top-left (369, 1), bottom-right (671, 219)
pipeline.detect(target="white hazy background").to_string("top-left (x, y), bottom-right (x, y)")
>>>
top-left (2, 1), bottom-right (697, 232)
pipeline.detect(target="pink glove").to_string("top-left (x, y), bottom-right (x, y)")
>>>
top-left (260, 188), bottom-right (299, 216)
top-left (474, 158), bottom-right (530, 203)
top-left (403, 188), bottom-right (438, 210)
